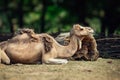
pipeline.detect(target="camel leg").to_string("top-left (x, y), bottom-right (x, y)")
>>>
top-left (0, 49), bottom-right (10, 64)
top-left (46, 58), bottom-right (68, 64)
top-left (42, 56), bottom-right (68, 64)
top-left (42, 49), bottom-right (68, 65)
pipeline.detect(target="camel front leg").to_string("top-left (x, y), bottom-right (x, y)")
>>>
top-left (0, 49), bottom-right (10, 64)
top-left (42, 54), bottom-right (68, 64)
top-left (46, 58), bottom-right (68, 64)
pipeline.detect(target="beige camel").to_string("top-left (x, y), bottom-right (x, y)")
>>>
top-left (0, 25), bottom-right (93, 64)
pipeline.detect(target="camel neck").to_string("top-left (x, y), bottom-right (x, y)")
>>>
top-left (57, 35), bottom-right (78, 58)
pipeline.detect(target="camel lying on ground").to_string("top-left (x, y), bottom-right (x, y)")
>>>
top-left (0, 24), bottom-right (93, 64)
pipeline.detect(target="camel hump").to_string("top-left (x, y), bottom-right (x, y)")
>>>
top-left (15, 28), bottom-right (40, 42)
top-left (15, 28), bottom-right (35, 35)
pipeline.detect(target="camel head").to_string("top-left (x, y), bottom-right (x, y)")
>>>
top-left (70, 24), bottom-right (94, 49)
top-left (70, 24), bottom-right (94, 37)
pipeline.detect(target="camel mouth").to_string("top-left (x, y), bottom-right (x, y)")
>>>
top-left (89, 31), bottom-right (94, 34)
top-left (85, 27), bottom-right (94, 34)
top-left (90, 29), bottom-right (94, 33)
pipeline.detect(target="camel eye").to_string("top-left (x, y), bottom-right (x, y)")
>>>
top-left (80, 28), bottom-right (84, 30)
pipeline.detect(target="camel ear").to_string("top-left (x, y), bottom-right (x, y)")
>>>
top-left (73, 24), bottom-right (80, 30)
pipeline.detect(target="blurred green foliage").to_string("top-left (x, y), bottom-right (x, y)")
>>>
top-left (0, 0), bottom-right (119, 36)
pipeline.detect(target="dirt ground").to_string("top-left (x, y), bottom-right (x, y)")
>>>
top-left (0, 58), bottom-right (120, 80)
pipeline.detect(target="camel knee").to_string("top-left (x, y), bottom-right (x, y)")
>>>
top-left (0, 50), bottom-right (10, 64)
top-left (2, 58), bottom-right (10, 64)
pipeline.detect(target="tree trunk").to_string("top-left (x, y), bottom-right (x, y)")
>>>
top-left (4, 0), bottom-right (14, 34)
top-left (40, 0), bottom-right (47, 33)
top-left (76, 0), bottom-right (89, 26)
top-left (18, 0), bottom-right (23, 28)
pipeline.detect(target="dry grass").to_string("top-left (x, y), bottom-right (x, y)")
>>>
top-left (0, 58), bottom-right (120, 80)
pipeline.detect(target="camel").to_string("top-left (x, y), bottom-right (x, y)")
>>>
top-left (0, 25), bottom-right (93, 64)
top-left (40, 24), bottom-right (94, 64)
